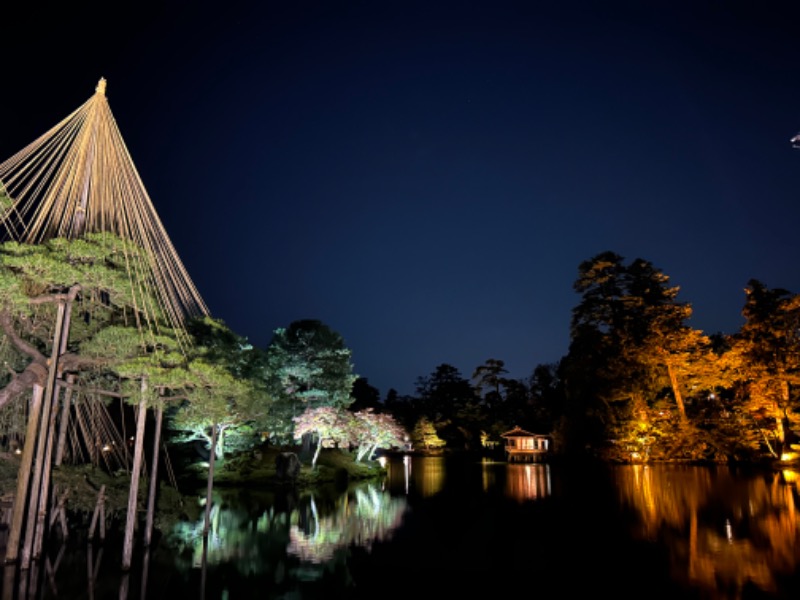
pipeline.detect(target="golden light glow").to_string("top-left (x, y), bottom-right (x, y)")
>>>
top-left (0, 78), bottom-right (209, 347)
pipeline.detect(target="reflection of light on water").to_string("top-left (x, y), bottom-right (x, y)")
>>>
top-left (404, 455), bottom-right (410, 495)
top-left (782, 469), bottom-right (800, 484)
top-left (482, 457), bottom-right (497, 492)
top-left (614, 466), bottom-right (800, 598)
top-left (286, 484), bottom-right (408, 563)
top-left (175, 483), bottom-right (410, 577)
top-left (419, 457), bottom-right (445, 497)
top-left (505, 464), bottom-right (551, 501)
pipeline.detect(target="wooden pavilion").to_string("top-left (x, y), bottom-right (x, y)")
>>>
top-left (500, 426), bottom-right (551, 463)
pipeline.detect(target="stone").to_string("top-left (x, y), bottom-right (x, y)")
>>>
top-left (275, 452), bottom-right (301, 482)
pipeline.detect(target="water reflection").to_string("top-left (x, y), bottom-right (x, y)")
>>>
top-left (481, 460), bottom-right (552, 502)
top-left (9, 459), bottom-right (800, 599)
top-left (384, 455), bottom-right (446, 497)
top-left (614, 465), bottom-right (800, 598)
top-left (169, 480), bottom-right (408, 580)
top-left (504, 464), bottom-right (551, 501)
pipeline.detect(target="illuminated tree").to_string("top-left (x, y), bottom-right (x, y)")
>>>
top-left (0, 234), bottom-right (152, 412)
top-left (166, 359), bottom-right (256, 459)
top-left (731, 280), bottom-right (800, 457)
top-left (410, 416), bottom-right (446, 451)
top-left (177, 316), bottom-right (271, 454)
top-left (292, 406), bottom-right (354, 467)
top-left (351, 409), bottom-right (407, 461)
top-left (265, 319), bottom-right (357, 445)
top-left (561, 251), bottom-right (719, 458)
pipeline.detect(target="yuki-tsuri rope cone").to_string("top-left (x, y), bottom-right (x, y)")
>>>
top-left (0, 78), bottom-right (210, 572)
top-left (0, 78), bottom-right (209, 346)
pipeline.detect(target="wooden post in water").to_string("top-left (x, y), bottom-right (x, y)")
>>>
top-left (88, 486), bottom-right (106, 542)
top-left (32, 383), bottom-right (66, 560)
top-left (21, 300), bottom-right (67, 569)
top-left (4, 384), bottom-right (44, 564)
top-left (122, 378), bottom-right (148, 571)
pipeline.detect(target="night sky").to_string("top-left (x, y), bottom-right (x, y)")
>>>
top-left (3, 1), bottom-right (800, 396)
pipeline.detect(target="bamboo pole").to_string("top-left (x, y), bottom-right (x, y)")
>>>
top-left (32, 384), bottom-right (66, 560)
top-left (144, 402), bottom-right (163, 547)
top-left (54, 374), bottom-right (76, 466)
top-left (4, 383), bottom-right (44, 564)
top-left (121, 378), bottom-right (148, 571)
top-left (21, 301), bottom-right (66, 569)
top-left (53, 292), bottom-right (75, 466)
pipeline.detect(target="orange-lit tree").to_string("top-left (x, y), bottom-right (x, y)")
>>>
top-left (563, 251), bottom-right (724, 460)
top-left (410, 416), bottom-right (446, 451)
top-left (730, 279), bottom-right (800, 458)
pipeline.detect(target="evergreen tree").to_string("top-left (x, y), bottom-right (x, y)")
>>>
top-left (731, 280), bottom-right (800, 457)
top-left (264, 319), bottom-right (357, 445)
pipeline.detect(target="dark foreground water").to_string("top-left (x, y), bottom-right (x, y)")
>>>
top-left (3, 456), bottom-right (800, 600)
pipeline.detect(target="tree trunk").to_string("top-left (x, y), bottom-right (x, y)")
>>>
top-left (773, 400), bottom-right (786, 451)
top-left (122, 379), bottom-right (148, 571)
top-left (216, 425), bottom-right (225, 460)
top-left (665, 361), bottom-right (688, 423)
top-left (203, 423), bottom-right (218, 537)
top-left (312, 437), bottom-right (322, 468)
top-left (144, 402), bottom-right (163, 547)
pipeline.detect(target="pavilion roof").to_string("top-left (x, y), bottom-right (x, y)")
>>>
top-left (501, 425), bottom-right (547, 438)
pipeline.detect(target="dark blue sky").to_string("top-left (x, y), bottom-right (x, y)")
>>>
top-left (4, 1), bottom-right (800, 396)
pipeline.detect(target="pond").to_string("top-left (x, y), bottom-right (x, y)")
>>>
top-left (3, 455), bottom-right (800, 599)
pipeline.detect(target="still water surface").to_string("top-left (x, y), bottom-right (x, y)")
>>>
top-left (7, 456), bottom-right (800, 599)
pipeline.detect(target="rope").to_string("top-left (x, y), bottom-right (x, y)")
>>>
top-left (0, 78), bottom-right (209, 351)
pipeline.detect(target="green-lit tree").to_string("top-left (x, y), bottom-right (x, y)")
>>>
top-left (0, 234), bottom-right (150, 413)
top-left (0, 232), bottom-right (211, 565)
top-left (175, 316), bottom-right (271, 454)
top-left (165, 359), bottom-right (256, 460)
top-left (264, 319), bottom-right (357, 445)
